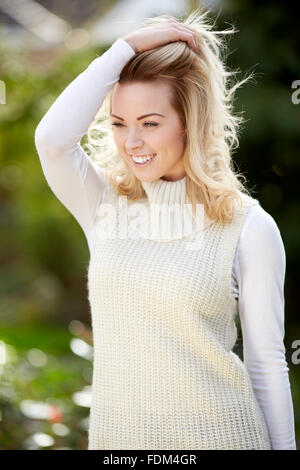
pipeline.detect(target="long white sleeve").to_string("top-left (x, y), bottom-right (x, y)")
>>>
top-left (231, 204), bottom-right (296, 450)
top-left (34, 38), bottom-right (136, 249)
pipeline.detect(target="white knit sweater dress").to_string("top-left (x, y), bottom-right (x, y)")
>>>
top-left (87, 177), bottom-right (272, 450)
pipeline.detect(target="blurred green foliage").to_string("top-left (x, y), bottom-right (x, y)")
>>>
top-left (0, 33), bottom-right (99, 449)
top-left (0, 321), bottom-right (93, 449)
top-left (0, 0), bottom-right (299, 449)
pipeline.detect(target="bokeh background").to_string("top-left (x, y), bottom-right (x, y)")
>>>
top-left (0, 0), bottom-right (299, 450)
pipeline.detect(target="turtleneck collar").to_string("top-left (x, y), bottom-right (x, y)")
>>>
top-left (139, 176), bottom-right (212, 242)
top-left (141, 176), bottom-right (187, 206)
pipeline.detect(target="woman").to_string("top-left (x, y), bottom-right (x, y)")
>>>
top-left (34, 9), bottom-right (296, 450)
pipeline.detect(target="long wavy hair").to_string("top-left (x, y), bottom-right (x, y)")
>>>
top-left (83, 7), bottom-right (257, 225)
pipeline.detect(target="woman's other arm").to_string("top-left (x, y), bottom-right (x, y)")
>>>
top-left (234, 204), bottom-right (297, 450)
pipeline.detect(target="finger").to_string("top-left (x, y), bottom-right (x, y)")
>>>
top-left (167, 18), bottom-right (194, 33)
top-left (168, 21), bottom-right (197, 41)
top-left (175, 23), bottom-right (197, 42)
top-left (169, 25), bottom-right (197, 51)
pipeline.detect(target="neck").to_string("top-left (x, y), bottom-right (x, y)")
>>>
top-left (139, 176), bottom-right (211, 242)
top-left (141, 176), bottom-right (187, 206)
top-left (160, 172), bottom-right (186, 182)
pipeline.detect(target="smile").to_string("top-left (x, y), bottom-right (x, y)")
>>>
top-left (131, 153), bottom-right (156, 166)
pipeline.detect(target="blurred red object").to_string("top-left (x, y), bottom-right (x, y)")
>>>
top-left (48, 404), bottom-right (63, 423)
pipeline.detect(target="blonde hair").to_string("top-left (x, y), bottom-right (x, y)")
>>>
top-left (83, 7), bottom-right (257, 225)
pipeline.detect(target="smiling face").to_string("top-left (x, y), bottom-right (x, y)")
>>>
top-left (110, 79), bottom-right (186, 182)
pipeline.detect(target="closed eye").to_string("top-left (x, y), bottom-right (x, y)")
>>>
top-left (111, 122), bottom-right (158, 127)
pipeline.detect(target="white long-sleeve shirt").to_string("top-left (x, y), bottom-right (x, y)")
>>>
top-left (34, 38), bottom-right (296, 450)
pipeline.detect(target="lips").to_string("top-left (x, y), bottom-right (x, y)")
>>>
top-left (131, 153), bottom-right (156, 166)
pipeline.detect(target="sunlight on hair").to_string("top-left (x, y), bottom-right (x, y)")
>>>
top-left (82, 7), bottom-right (257, 226)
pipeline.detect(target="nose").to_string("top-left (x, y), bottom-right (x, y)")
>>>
top-left (125, 128), bottom-right (144, 153)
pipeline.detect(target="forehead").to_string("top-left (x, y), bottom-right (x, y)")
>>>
top-left (112, 80), bottom-right (173, 111)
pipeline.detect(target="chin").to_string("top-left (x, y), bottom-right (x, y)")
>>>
top-left (136, 174), bottom-right (160, 183)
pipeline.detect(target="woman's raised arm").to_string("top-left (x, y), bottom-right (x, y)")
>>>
top-left (34, 38), bottom-right (136, 244)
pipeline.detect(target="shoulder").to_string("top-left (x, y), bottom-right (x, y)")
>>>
top-left (241, 202), bottom-right (283, 243)
top-left (237, 201), bottom-right (286, 268)
top-left (236, 191), bottom-right (282, 240)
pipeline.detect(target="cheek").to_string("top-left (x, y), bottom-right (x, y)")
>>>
top-left (153, 128), bottom-right (175, 149)
top-left (165, 128), bottom-right (185, 153)
top-left (112, 132), bottom-right (123, 148)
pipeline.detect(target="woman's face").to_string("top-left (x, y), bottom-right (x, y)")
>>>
top-left (111, 79), bottom-right (186, 182)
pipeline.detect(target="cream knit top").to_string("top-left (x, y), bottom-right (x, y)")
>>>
top-left (34, 38), bottom-right (296, 450)
top-left (87, 177), bottom-right (272, 450)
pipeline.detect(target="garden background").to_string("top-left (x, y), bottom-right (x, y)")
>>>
top-left (0, 0), bottom-right (299, 450)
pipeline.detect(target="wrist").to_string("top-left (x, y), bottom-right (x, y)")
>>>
top-left (122, 35), bottom-right (137, 53)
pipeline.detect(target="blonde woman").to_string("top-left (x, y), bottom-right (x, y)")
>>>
top-left (34, 9), bottom-right (296, 450)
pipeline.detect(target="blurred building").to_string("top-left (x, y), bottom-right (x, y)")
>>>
top-left (0, 0), bottom-right (218, 52)
top-left (88, 0), bottom-right (189, 46)
top-left (0, 0), bottom-right (102, 50)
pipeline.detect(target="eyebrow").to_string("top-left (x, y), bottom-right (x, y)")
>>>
top-left (110, 113), bottom-right (165, 121)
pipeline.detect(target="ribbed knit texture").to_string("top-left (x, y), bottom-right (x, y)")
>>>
top-left (87, 176), bottom-right (272, 450)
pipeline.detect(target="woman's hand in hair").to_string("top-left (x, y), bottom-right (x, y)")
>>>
top-left (122, 19), bottom-right (198, 54)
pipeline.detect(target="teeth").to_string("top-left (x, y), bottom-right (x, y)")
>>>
top-left (131, 154), bottom-right (155, 163)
